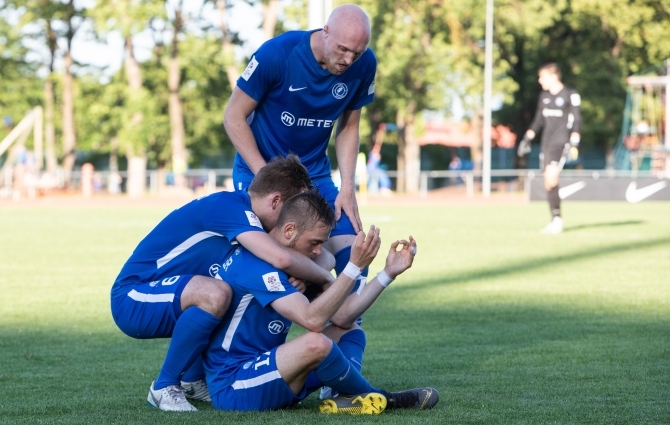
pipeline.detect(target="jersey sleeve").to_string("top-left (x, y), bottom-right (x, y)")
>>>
top-left (202, 194), bottom-right (266, 242)
top-left (234, 252), bottom-right (297, 307)
top-left (348, 50), bottom-right (377, 110)
top-left (528, 93), bottom-right (545, 136)
top-left (236, 40), bottom-right (286, 103)
top-left (568, 88), bottom-right (582, 134)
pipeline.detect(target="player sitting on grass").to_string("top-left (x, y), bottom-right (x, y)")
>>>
top-left (202, 189), bottom-right (439, 413)
top-left (110, 155), bottom-right (335, 412)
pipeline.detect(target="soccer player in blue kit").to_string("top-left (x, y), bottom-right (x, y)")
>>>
top-left (110, 156), bottom-right (335, 411)
top-left (203, 190), bottom-right (439, 413)
top-left (224, 4), bottom-right (376, 295)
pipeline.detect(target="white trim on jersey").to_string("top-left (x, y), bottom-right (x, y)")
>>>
top-left (231, 370), bottom-right (282, 390)
top-left (156, 231), bottom-right (223, 269)
top-left (222, 294), bottom-right (254, 351)
top-left (127, 289), bottom-right (175, 303)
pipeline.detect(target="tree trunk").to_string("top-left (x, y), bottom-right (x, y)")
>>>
top-left (124, 35), bottom-right (146, 198)
top-left (169, 56), bottom-right (187, 188)
top-left (169, 6), bottom-right (187, 188)
top-left (61, 51), bottom-right (76, 185)
top-left (397, 102), bottom-right (420, 194)
top-left (44, 78), bottom-right (58, 174)
top-left (217, 0), bottom-right (241, 90)
top-left (262, 0), bottom-right (279, 40)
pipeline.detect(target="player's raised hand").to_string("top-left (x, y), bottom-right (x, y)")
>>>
top-left (349, 225), bottom-right (381, 269)
top-left (334, 187), bottom-right (363, 233)
top-left (383, 236), bottom-right (417, 279)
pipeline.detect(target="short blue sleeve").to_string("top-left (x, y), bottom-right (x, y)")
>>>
top-left (348, 49), bottom-right (377, 110)
top-left (201, 193), bottom-right (265, 243)
top-left (236, 39), bottom-right (286, 103)
top-left (227, 249), bottom-right (297, 307)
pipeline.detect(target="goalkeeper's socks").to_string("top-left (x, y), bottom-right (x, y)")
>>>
top-left (548, 186), bottom-right (561, 218)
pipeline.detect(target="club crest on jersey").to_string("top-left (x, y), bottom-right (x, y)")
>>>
top-left (241, 56), bottom-right (259, 81)
top-left (555, 97), bottom-right (565, 107)
top-left (332, 83), bottom-right (348, 99)
top-left (262, 272), bottom-right (285, 292)
top-left (245, 211), bottom-right (263, 228)
top-left (209, 263), bottom-right (220, 277)
top-left (268, 320), bottom-right (285, 334)
top-left (281, 111), bottom-right (295, 126)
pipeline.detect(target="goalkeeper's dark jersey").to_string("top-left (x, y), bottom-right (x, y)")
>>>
top-left (529, 86), bottom-right (581, 146)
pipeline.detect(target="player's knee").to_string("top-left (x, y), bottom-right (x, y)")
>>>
top-left (301, 332), bottom-right (332, 361)
top-left (205, 282), bottom-right (232, 317)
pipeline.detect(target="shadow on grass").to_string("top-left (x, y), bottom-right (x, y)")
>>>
top-left (563, 220), bottom-right (644, 232)
top-left (393, 235), bottom-right (670, 292)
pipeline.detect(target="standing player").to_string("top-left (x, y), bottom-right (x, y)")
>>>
top-left (224, 4), bottom-right (376, 291)
top-left (518, 63), bottom-right (581, 234)
top-left (111, 156), bottom-right (334, 412)
top-left (203, 190), bottom-right (438, 413)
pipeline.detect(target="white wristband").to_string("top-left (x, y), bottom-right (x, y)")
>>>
top-left (376, 269), bottom-right (394, 288)
top-left (342, 262), bottom-right (361, 280)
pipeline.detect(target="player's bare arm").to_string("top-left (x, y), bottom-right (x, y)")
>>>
top-left (271, 225), bottom-right (381, 332)
top-left (223, 87), bottom-right (267, 174)
top-left (331, 236), bottom-right (417, 328)
top-left (333, 108), bottom-right (363, 233)
top-left (237, 230), bottom-right (334, 285)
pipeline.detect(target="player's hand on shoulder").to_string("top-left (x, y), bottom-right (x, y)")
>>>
top-left (350, 225), bottom-right (381, 269)
top-left (288, 276), bottom-right (306, 293)
top-left (384, 235), bottom-right (417, 279)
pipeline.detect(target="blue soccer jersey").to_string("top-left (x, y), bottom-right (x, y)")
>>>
top-left (234, 30), bottom-right (377, 181)
top-left (203, 246), bottom-right (298, 397)
top-left (111, 191), bottom-right (265, 299)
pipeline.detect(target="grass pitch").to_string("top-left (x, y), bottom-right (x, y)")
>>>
top-left (1, 200), bottom-right (669, 424)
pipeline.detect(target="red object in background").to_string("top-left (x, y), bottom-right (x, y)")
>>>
top-left (416, 122), bottom-right (517, 148)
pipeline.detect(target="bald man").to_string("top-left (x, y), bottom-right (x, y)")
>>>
top-left (224, 4), bottom-right (377, 305)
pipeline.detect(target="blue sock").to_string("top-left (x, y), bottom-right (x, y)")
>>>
top-left (338, 329), bottom-right (366, 372)
top-left (154, 307), bottom-right (220, 390)
top-left (181, 357), bottom-right (205, 382)
top-left (334, 246), bottom-right (369, 296)
top-left (315, 341), bottom-right (382, 396)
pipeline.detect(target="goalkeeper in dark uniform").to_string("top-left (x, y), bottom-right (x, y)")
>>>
top-left (518, 63), bottom-right (581, 234)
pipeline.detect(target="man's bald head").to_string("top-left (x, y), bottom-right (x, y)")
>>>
top-left (319, 4), bottom-right (371, 75)
top-left (326, 4), bottom-right (371, 43)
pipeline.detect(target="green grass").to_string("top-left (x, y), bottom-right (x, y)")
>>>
top-left (1, 201), bottom-right (669, 424)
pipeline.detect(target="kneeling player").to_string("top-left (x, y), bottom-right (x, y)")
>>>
top-left (202, 190), bottom-right (439, 413)
top-left (110, 156), bottom-right (334, 411)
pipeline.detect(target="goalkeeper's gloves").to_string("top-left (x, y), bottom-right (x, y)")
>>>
top-left (517, 135), bottom-right (532, 157)
top-left (563, 142), bottom-right (579, 162)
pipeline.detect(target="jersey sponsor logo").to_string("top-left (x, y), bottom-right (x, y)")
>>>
top-left (571, 93), bottom-right (581, 106)
top-left (332, 82), bottom-right (348, 99)
top-left (288, 85), bottom-right (307, 92)
top-left (262, 271), bottom-right (285, 292)
top-left (368, 79), bottom-right (375, 95)
top-left (241, 56), bottom-right (259, 81)
top-left (209, 263), bottom-right (220, 277)
top-left (268, 320), bottom-right (285, 334)
top-left (555, 97), bottom-right (565, 107)
top-left (222, 255), bottom-right (234, 272)
top-left (625, 181), bottom-right (667, 203)
top-left (542, 108), bottom-right (564, 117)
top-left (281, 111), bottom-right (295, 126)
top-left (296, 118), bottom-right (334, 128)
top-left (245, 211), bottom-right (263, 228)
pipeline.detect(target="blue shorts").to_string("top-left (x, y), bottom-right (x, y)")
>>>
top-left (233, 174), bottom-right (356, 238)
top-left (111, 274), bottom-right (193, 339)
top-left (211, 347), bottom-right (321, 411)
